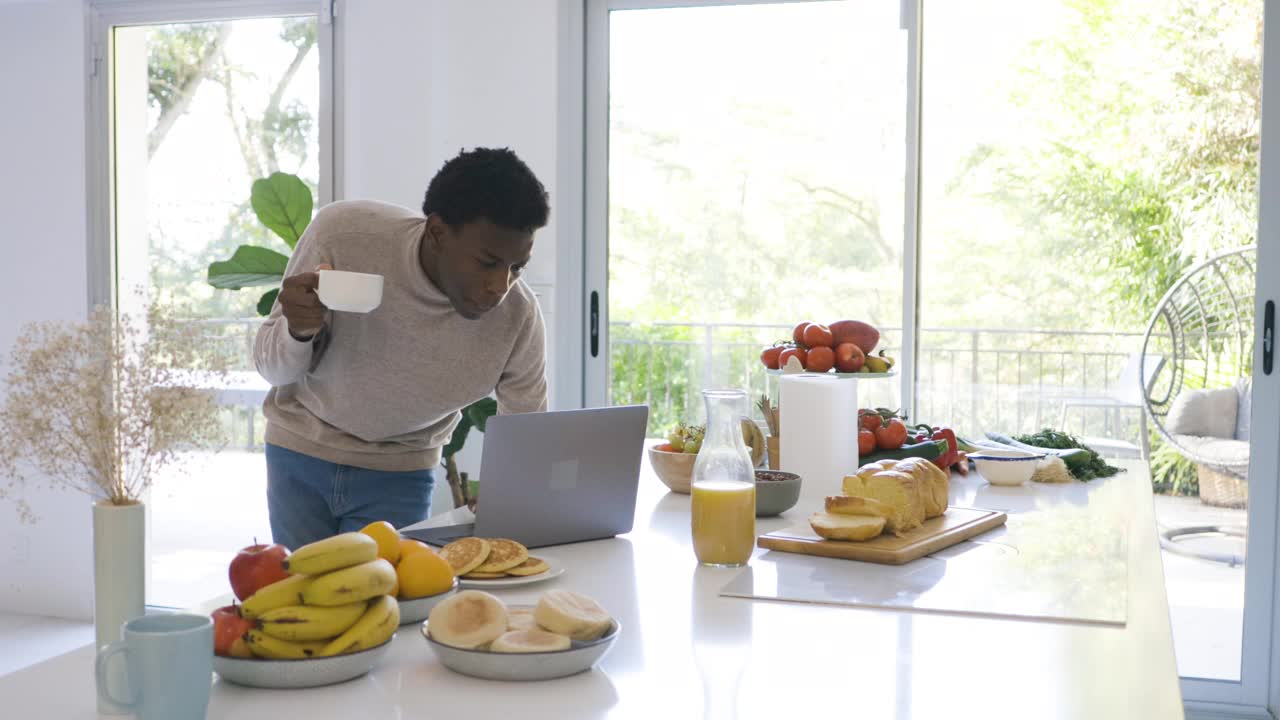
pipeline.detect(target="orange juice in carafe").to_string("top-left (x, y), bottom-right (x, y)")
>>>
top-left (690, 389), bottom-right (757, 567)
top-left (691, 479), bottom-right (756, 566)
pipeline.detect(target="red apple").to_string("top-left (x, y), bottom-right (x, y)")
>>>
top-left (834, 342), bottom-right (866, 373)
top-left (806, 346), bottom-right (836, 373)
top-left (211, 604), bottom-right (254, 658)
top-left (829, 320), bottom-right (880, 354)
top-left (778, 347), bottom-right (808, 371)
top-left (801, 323), bottom-right (835, 349)
top-left (229, 541), bottom-right (290, 602)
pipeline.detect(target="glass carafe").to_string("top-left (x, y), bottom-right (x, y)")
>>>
top-left (690, 389), bottom-right (756, 567)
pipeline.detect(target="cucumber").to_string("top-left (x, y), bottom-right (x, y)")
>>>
top-left (984, 432), bottom-right (1092, 473)
top-left (956, 436), bottom-right (997, 454)
top-left (860, 439), bottom-right (949, 466)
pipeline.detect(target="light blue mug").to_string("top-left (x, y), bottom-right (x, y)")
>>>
top-left (96, 613), bottom-right (213, 720)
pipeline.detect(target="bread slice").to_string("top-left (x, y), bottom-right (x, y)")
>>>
top-left (809, 512), bottom-right (886, 541)
top-left (824, 494), bottom-right (895, 521)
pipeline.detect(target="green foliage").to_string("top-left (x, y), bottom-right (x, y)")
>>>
top-left (256, 289), bottom-right (280, 316)
top-left (143, 18), bottom-right (318, 320)
top-left (442, 399), bottom-right (499, 462)
top-left (1149, 436), bottom-right (1200, 496)
top-left (250, 172), bottom-right (313, 249)
top-left (207, 245), bottom-right (292, 289)
top-left (206, 172), bottom-right (313, 315)
top-left (465, 398), bottom-right (498, 432)
top-left (973, 0), bottom-right (1261, 327)
top-left (146, 24), bottom-right (225, 116)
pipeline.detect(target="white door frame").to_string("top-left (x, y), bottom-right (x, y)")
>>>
top-left (578, 0), bottom-right (922, 411)
top-left (85, 0), bottom-right (337, 310)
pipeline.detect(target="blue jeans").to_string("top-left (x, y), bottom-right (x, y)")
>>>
top-left (265, 444), bottom-right (436, 550)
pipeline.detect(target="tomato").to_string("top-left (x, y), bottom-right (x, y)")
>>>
top-left (859, 412), bottom-right (884, 432)
top-left (778, 347), bottom-right (808, 370)
top-left (760, 345), bottom-right (784, 370)
top-left (874, 418), bottom-right (908, 450)
top-left (806, 346), bottom-right (835, 372)
top-left (858, 429), bottom-right (876, 456)
top-left (792, 322), bottom-right (811, 345)
top-left (801, 323), bottom-right (835, 349)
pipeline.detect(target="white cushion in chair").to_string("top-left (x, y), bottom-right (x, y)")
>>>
top-left (1166, 387), bottom-right (1239, 439)
top-left (1172, 433), bottom-right (1251, 470)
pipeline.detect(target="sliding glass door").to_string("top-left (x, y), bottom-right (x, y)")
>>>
top-left (584, 0), bottom-right (910, 435)
top-left (582, 0), bottom-right (1280, 710)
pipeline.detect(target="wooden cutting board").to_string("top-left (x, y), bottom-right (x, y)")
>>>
top-left (757, 506), bottom-right (1007, 565)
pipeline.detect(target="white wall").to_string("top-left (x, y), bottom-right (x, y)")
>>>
top-left (0, 0), bottom-right (570, 613)
top-left (0, 0), bottom-right (95, 619)
top-left (342, 0), bottom-right (566, 492)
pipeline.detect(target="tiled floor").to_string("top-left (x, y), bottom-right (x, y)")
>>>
top-left (0, 453), bottom-right (1252, 683)
top-left (1153, 493), bottom-right (1247, 682)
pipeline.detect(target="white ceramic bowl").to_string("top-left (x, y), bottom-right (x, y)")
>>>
top-left (317, 269), bottom-right (384, 313)
top-left (970, 452), bottom-right (1045, 486)
top-left (212, 636), bottom-right (394, 689)
top-left (421, 607), bottom-right (620, 681)
top-left (397, 580), bottom-right (459, 625)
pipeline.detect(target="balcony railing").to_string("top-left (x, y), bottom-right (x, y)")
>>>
top-left (189, 318), bottom-right (1147, 448)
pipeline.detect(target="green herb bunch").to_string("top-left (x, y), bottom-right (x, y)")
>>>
top-left (1013, 429), bottom-right (1123, 481)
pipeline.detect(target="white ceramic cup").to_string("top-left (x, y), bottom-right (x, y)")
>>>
top-left (317, 270), bottom-right (384, 313)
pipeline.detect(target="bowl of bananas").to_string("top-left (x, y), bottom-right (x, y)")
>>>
top-left (213, 634), bottom-right (396, 689)
top-left (649, 421), bottom-right (766, 494)
top-left (213, 532), bottom-right (404, 689)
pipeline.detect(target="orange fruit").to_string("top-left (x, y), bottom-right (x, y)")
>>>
top-left (359, 521), bottom-right (401, 564)
top-left (396, 547), bottom-right (456, 599)
top-left (397, 538), bottom-right (432, 562)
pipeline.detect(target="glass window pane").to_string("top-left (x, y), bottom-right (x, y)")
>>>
top-left (920, 0), bottom-right (1260, 682)
top-left (113, 16), bottom-right (320, 608)
top-left (607, 1), bottom-right (906, 437)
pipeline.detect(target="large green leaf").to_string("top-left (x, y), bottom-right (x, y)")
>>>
top-left (442, 415), bottom-right (473, 460)
top-left (251, 172), bottom-right (312, 248)
top-left (207, 245), bottom-right (290, 289)
top-left (256, 288), bottom-right (280, 316)
top-left (466, 398), bottom-right (498, 432)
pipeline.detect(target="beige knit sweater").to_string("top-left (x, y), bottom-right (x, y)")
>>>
top-left (253, 200), bottom-right (547, 471)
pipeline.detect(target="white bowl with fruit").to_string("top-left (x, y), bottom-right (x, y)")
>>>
top-left (421, 589), bottom-right (619, 681)
top-left (649, 420), bottom-right (765, 494)
top-left (212, 532), bottom-right (402, 688)
top-left (761, 319), bottom-right (897, 377)
top-left (211, 522), bottom-right (463, 687)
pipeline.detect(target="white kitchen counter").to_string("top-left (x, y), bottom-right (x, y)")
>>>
top-left (0, 458), bottom-right (1182, 719)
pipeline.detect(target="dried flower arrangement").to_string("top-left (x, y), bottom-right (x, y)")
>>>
top-left (0, 303), bottom-right (231, 521)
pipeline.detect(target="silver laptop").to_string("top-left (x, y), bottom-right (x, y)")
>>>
top-left (404, 405), bottom-right (649, 549)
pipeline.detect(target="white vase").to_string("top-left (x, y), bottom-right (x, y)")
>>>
top-left (93, 499), bottom-right (146, 715)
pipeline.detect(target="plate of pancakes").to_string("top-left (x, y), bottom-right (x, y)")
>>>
top-left (439, 537), bottom-right (564, 588)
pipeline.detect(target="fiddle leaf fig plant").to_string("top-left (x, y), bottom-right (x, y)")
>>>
top-left (207, 171), bottom-right (313, 316)
top-left (442, 398), bottom-right (497, 509)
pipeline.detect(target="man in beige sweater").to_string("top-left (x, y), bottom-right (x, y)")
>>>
top-left (254, 148), bottom-right (550, 549)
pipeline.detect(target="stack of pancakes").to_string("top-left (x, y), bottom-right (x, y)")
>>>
top-left (440, 538), bottom-right (550, 580)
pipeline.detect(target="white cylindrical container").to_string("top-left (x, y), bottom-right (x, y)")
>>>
top-left (93, 499), bottom-right (146, 715)
top-left (779, 374), bottom-right (860, 493)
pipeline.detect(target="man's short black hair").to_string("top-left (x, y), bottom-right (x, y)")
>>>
top-left (423, 147), bottom-right (550, 233)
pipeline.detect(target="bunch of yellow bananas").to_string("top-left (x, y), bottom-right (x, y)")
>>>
top-left (238, 532), bottom-right (400, 659)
